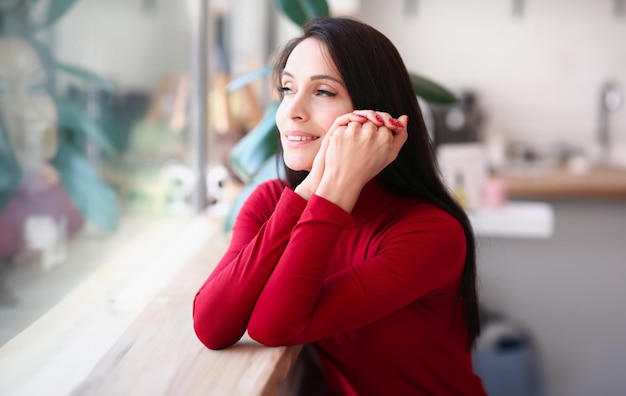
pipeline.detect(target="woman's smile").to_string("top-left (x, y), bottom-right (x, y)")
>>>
top-left (286, 135), bottom-right (318, 142)
top-left (283, 130), bottom-right (320, 147)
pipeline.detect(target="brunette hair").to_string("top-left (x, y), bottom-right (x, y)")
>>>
top-left (273, 17), bottom-right (480, 350)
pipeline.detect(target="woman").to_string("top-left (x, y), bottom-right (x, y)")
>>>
top-left (194, 17), bottom-right (486, 395)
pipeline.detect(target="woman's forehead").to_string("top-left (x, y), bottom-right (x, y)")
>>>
top-left (284, 38), bottom-right (339, 78)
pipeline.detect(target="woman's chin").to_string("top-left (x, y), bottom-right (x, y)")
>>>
top-left (283, 157), bottom-right (313, 172)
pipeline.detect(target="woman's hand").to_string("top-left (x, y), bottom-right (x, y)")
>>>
top-left (295, 112), bottom-right (377, 201)
top-left (315, 110), bottom-right (408, 212)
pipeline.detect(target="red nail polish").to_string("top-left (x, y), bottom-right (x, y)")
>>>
top-left (375, 115), bottom-right (384, 123)
top-left (356, 114), bottom-right (367, 119)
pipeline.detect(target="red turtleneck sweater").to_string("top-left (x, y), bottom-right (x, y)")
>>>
top-left (193, 179), bottom-right (486, 395)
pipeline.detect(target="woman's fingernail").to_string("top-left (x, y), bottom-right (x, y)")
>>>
top-left (375, 115), bottom-right (384, 123)
top-left (355, 114), bottom-right (367, 119)
top-left (390, 119), bottom-right (404, 128)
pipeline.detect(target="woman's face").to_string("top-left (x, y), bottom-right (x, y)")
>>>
top-left (275, 38), bottom-right (353, 171)
top-left (0, 38), bottom-right (57, 174)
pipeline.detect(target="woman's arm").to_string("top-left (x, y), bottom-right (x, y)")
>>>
top-left (192, 180), bottom-right (306, 349)
top-left (247, 196), bottom-right (467, 346)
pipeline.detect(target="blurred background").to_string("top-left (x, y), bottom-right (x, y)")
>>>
top-left (0, 1), bottom-right (625, 396)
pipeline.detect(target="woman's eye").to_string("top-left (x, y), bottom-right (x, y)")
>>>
top-left (316, 89), bottom-right (336, 97)
top-left (278, 86), bottom-right (293, 95)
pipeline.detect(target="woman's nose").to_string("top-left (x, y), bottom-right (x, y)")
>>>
top-left (284, 92), bottom-right (308, 121)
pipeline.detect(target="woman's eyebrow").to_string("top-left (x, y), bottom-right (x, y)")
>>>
top-left (281, 71), bottom-right (344, 86)
top-left (310, 74), bottom-right (344, 85)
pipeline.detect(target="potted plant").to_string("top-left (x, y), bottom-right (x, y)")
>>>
top-left (0, 0), bottom-right (120, 232)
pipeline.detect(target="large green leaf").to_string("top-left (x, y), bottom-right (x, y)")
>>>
top-left (56, 98), bottom-right (117, 156)
top-left (56, 62), bottom-right (115, 92)
top-left (53, 140), bottom-right (120, 232)
top-left (0, 119), bottom-right (21, 210)
top-left (229, 102), bottom-right (280, 183)
top-left (224, 155), bottom-right (283, 232)
top-left (34, 0), bottom-right (79, 30)
top-left (226, 66), bottom-right (273, 92)
top-left (0, 154), bottom-right (21, 211)
top-left (273, 0), bottom-right (329, 27)
top-left (410, 72), bottom-right (458, 104)
top-left (1, 11), bottom-right (29, 36)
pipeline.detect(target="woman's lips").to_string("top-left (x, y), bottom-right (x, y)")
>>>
top-left (283, 131), bottom-right (319, 146)
top-left (286, 135), bottom-right (318, 142)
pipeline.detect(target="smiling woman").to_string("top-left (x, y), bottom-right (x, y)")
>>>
top-left (193, 16), bottom-right (487, 396)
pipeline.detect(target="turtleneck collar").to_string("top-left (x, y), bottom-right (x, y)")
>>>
top-left (348, 179), bottom-right (397, 227)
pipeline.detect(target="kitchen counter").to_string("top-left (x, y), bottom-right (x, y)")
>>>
top-left (497, 165), bottom-right (626, 199)
top-left (470, 201), bottom-right (554, 239)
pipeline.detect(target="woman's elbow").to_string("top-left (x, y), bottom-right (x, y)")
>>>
top-left (247, 316), bottom-right (299, 347)
top-left (193, 320), bottom-right (237, 350)
top-left (248, 326), bottom-right (282, 347)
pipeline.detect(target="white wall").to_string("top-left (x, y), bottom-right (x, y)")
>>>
top-left (354, 2), bottom-right (626, 395)
top-left (358, 0), bottom-right (626, 151)
top-left (53, 0), bottom-right (190, 92)
top-left (476, 199), bottom-right (626, 396)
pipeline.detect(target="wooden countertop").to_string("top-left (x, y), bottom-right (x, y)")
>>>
top-left (72, 236), bottom-right (302, 396)
top-left (0, 216), bottom-right (302, 396)
top-left (497, 165), bottom-right (626, 199)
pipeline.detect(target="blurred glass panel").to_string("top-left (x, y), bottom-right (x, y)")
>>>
top-left (0, 0), bottom-right (215, 346)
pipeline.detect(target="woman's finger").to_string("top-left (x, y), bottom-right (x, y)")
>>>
top-left (327, 112), bottom-right (370, 136)
top-left (352, 110), bottom-right (406, 133)
top-left (352, 110), bottom-right (385, 126)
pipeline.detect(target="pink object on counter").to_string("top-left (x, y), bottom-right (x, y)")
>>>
top-left (482, 178), bottom-right (508, 208)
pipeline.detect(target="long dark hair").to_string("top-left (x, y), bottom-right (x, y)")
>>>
top-left (273, 17), bottom-right (480, 350)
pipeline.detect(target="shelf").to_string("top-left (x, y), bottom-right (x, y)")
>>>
top-left (470, 201), bottom-right (554, 239)
top-left (497, 166), bottom-right (626, 199)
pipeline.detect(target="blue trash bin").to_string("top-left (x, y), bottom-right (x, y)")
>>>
top-left (472, 313), bottom-right (545, 396)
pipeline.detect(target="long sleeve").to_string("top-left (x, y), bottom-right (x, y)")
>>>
top-left (247, 193), bottom-right (467, 346)
top-left (192, 180), bottom-right (484, 395)
top-left (192, 180), bottom-right (306, 349)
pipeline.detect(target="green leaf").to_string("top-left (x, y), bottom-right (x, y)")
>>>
top-left (56, 62), bottom-right (115, 92)
top-left (36, 0), bottom-right (79, 30)
top-left (0, 120), bottom-right (21, 209)
top-left (273, 0), bottom-right (330, 27)
top-left (2, 11), bottom-right (30, 36)
top-left (53, 140), bottom-right (120, 232)
top-left (229, 102), bottom-right (280, 183)
top-left (226, 66), bottom-right (273, 92)
top-left (410, 72), bottom-right (458, 105)
top-left (0, 154), bottom-right (21, 211)
top-left (224, 155), bottom-right (283, 232)
top-left (56, 98), bottom-right (117, 156)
